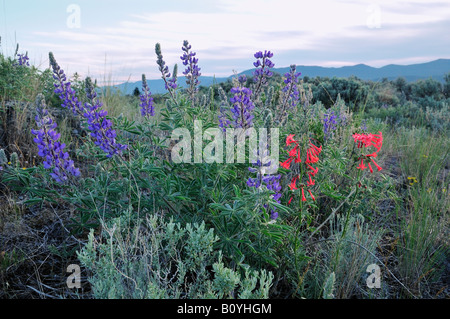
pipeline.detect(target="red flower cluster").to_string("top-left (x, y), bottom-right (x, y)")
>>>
top-left (281, 134), bottom-right (322, 203)
top-left (352, 131), bottom-right (383, 173)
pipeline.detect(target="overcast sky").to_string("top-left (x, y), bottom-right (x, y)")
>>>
top-left (1, 0), bottom-right (449, 84)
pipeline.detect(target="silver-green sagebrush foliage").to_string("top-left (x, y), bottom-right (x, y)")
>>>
top-left (77, 211), bottom-right (273, 299)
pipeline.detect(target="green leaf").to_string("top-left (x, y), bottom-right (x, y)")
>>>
top-left (269, 201), bottom-right (292, 214)
top-left (24, 198), bottom-right (44, 205)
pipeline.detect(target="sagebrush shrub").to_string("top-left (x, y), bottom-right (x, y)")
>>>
top-left (77, 211), bottom-right (274, 299)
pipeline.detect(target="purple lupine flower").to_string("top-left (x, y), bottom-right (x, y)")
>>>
top-left (217, 86), bottom-right (231, 132)
top-left (252, 50), bottom-right (274, 96)
top-left (180, 40), bottom-right (201, 101)
top-left (31, 94), bottom-right (80, 183)
top-left (84, 77), bottom-right (127, 157)
top-left (238, 75), bottom-right (247, 86)
top-left (247, 158), bottom-right (281, 220)
top-left (262, 174), bottom-right (282, 220)
top-left (49, 53), bottom-right (126, 158)
top-left (361, 119), bottom-right (368, 132)
top-left (230, 87), bottom-right (255, 129)
top-left (16, 52), bottom-right (30, 67)
top-left (218, 106), bottom-right (231, 133)
top-left (229, 76), bottom-right (255, 129)
top-left (140, 74), bottom-right (155, 117)
top-left (247, 148), bottom-right (281, 220)
top-left (323, 110), bottom-right (337, 138)
top-left (247, 158), bottom-right (264, 188)
top-left (167, 64), bottom-right (178, 91)
top-left (155, 43), bottom-right (178, 97)
top-left (338, 111), bottom-right (348, 127)
top-left (281, 65), bottom-right (302, 109)
top-left (49, 52), bottom-right (83, 115)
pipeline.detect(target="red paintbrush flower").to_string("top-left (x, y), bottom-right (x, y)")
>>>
top-left (281, 157), bottom-right (294, 169)
top-left (370, 158), bottom-right (382, 171)
top-left (308, 141), bottom-right (322, 154)
top-left (306, 173), bottom-right (315, 186)
top-left (289, 145), bottom-right (299, 157)
top-left (301, 187), bottom-right (306, 201)
top-left (306, 163), bottom-right (318, 176)
top-left (308, 189), bottom-right (315, 201)
top-left (294, 151), bottom-right (302, 163)
top-left (286, 134), bottom-right (298, 145)
top-left (353, 131), bottom-right (383, 173)
top-left (356, 159), bottom-right (367, 171)
top-left (284, 134), bottom-right (322, 204)
top-left (353, 131), bottom-right (382, 151)
top-left (289, 176), bottom-right (299, 190)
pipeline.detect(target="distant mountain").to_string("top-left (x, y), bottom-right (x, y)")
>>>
top-left (110, 75), bottom-right (229, 96)
top-left (108, 59), bottom-right (450, 95)
top-left (268, 59), bottom-right (450, 83)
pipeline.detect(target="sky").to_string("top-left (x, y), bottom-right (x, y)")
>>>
top-left (1, 0), bottom-right (449, 84)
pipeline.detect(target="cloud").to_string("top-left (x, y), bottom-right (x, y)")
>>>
top-left (9, 0), bottom-right (449, 82)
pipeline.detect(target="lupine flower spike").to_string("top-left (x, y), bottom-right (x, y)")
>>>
top-left (180, 40), bottom-right (201, 103)
top-left (247, 148), bottom-right (282, 220)
top-left (140, 74), bottom-right (155, 117)
top-left (281, 65), bottom-right (301, 109)
top-left (155, 43), bottom-right (177, 98)
top-left (49, 52), bottom-right (82, 115)
top-left (16, 52), bottom-right (30, 67)
top-left (49, 52), bottom-right (126, 158)
top-left (229, 75), bottom-right (255, 129)
top-left (84, 77), bottom-right (127, 157)
top-left (323, 111), bottom-right (337, 139)
top-left (32, 94), bottom-right (80, 183)
top-left (263, 174), bottom-right (282, 220)
top-left (252, 50), bottom-right (275, 96)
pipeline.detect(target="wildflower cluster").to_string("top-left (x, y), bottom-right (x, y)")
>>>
top-left (407, 176), bottom-right (418, 186)
top-left (180, 40), bottom-right (201, 100)
top-left (84, 77), bottom-right (127, 157)
top-left (31, 94), bottom-right (80, 183)
top-left (352, 131), bottom-right (383, 173)
top-left (229, 75), bottom-right (255, 129)
top-left (140, 74), bottom-right (155, 117)
top-left (281, 134), bottom-right (322, 203)
top-left (49, 52), bottom-right (126, 157)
